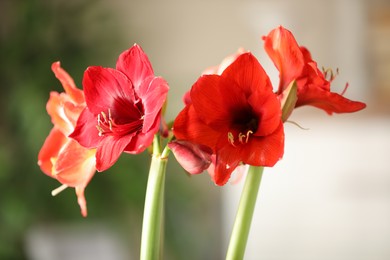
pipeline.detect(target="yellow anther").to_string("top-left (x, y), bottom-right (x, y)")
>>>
top-left (228, 132), bottom-right (236, 147)
top-left (102, 111), bottom-right (108, 121)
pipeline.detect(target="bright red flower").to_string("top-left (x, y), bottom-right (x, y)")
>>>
top-left (263, 26), bottom-right (366, 115)
top-left (182, 48), bottom-right (246, 106)
top-left (173, 53), bottom-right (284, 186)
top-left (38, 62), bottom-right (96, 217)
top-left (70, 45), bottom-right (169, 171)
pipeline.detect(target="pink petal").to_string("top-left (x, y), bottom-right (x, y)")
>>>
top-left (95, 134), bottom-right (135, 171)
top-left (168, 140), bottom-right (212, 175)
top-left (69, 107), bottom-right (101, 148)
top-left (138, 76), bottom-right (169, 133)
top-left (124, 119), bottom-right (157, 154)
top-left (116, 44), bottom-right (154, 93)
top-left (82, 66), bottom-right (136, 115)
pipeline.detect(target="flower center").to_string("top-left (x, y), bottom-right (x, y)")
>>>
top-left (96, 108), bottom-right (143, 137)
top-left (228, 130), bottom-right (254, 147)
top-left (227, 110), bottom-right (259, 147)
top-left (96, 109), bottom-right (114, 136)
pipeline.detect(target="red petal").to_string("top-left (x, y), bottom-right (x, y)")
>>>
top-left (138, 76), bottom-right (169, 133)
top-left (116, 44), bottom-right (154, 93)
top-left (263, 26), bottom-right (305, 93)
top-left (211, 123), bottom-right (284, 186)
top-left (95, 134), bottom-right (134, 171)
top-left (296, 87), bottom-right (367, 114)
top-left (124, 119), bottom-right (157, 154)
top-left (70, 107), bottom-right (100, 148)
top-left (213, 136), bottom-right (242, 185)
top-left (190, 74), bottom-right (246, 129)
top-left (248, 89), bottom-right (282, 136)
top-left (51, 62), bottom-right (85, 104)
top-left (242, 123), bottom-right (284, 167)
top-left (222, 52), bottom-right (273, 95)
top-left (82, 66), bottom-right (136, 115)
top-left (173, 105), bottom-right (221, 149)
top-left (38, 127), bottom-right (68, 176)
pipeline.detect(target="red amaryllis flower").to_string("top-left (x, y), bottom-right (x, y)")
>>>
top-left (38, 62), bottom-right (96, 217)
top-left (182, 48), bottom-right (246, 106)
top-left (173, 49), bottom-right (249, 181)
top-left (263, 26), bottom-right (366, 116)
top-left (70, 45), bottom-right (169, 171)
top-left (173, 53), bottom-right (284, 185)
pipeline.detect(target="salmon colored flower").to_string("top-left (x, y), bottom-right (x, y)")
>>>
top-left (70, 45), bottom-right (169, 171)
top-left (263, 26), bottom-right (366, 116)
top-left (173, 53), bottom-right (284, 185)
top-left (38, 62), bottom-right (96, 217)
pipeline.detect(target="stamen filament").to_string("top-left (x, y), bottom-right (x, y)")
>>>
top-left (51, 184), bottom-right (68, 196)
top-left (245, 130), bottom-right (253, 143)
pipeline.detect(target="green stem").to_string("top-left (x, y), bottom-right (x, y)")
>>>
top-left (140, 136), bottom-right (168, 260)
top-left (226, 166), bottom-right (264, 260)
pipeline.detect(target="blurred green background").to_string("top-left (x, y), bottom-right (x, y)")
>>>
top-left (0, 0), bottom-right (221, 259)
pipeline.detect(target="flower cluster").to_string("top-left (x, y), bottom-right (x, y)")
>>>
top-left (38, 26), bottom-right (365, 216)
top-left (170, 26), bottom-right (366, 185)
top-left (38, 45), bottom-right (169, 216)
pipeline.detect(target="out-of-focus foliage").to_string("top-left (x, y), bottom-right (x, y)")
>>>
top-left (0, 0), bottom-right (141, 258)
top-left (0, 0), bottom-right (221, 259)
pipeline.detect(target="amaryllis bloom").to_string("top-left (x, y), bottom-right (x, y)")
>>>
top-left (38, 62), bottom-right (96, 217)
top-left (182, 48), bottom-right (246, 106)
top-left (263, 26), bottom-right (366, 116)
top-left (174, 49), bottom-right (249, 181)
top-left (173, 53), bottom-right (284, 185)
top-left (70, 45), bottom-right (169, 171)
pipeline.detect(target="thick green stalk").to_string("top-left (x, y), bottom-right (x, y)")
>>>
top-left (226, 166), bottom-right (264, 260)
top-left (140, 136), bottom-right (168, 260)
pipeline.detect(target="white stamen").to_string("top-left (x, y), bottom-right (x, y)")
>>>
top-left (51, 184), bottom-right (68, 196)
